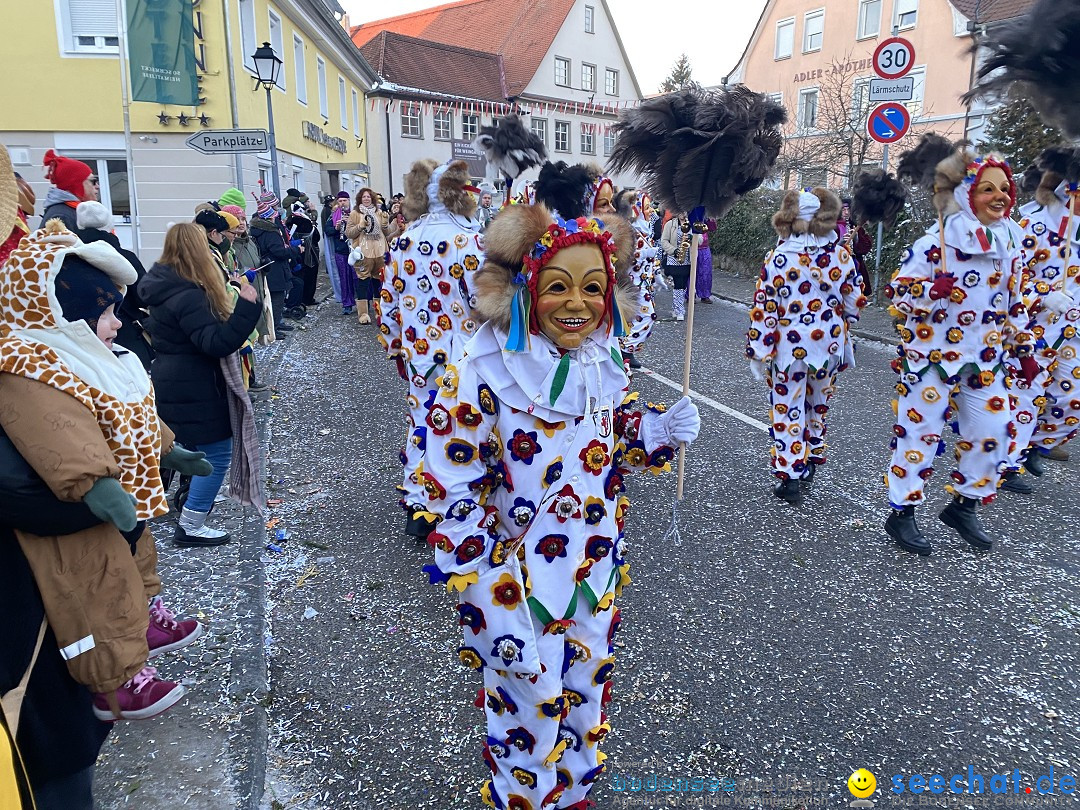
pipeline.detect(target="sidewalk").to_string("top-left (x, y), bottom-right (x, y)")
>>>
top-left (709, 270), bottom-right (899, 345)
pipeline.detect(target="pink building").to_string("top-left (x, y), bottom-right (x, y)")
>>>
top-left (725, 0), bottom-right (1033, 189)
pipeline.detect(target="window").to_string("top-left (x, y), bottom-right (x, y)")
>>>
top-left (401, 102), bottom-right (422, 138)
top-left (803, 10), bottom-right (824, 53)
top-left (554, 120), bottom-right (570, 153)
top-left (434, 108), bottom-right (453, 140)
top-left (851, 77), bottom-right (871, 124)
top-left (292, 169), bottom-right (302, 190)
top-left (603, 128), bottom-right (616, 157)
top-left (767, 91), bottom-right (783, 106)
top-left (65, 0), bottom-right (119, 52)
top-left (293, 35), bottom-right (306, 104)
top-left (239, 0), bottom-right (256, 71)
top-left (258, 165), bottom-right (270, 190)
top-left (605, 68), bottom-right (618, 96)
top-left (775, 18), bottom-right (794, 60)
top-left (581, 124), bottom-right (595, 155)
top-left (555, 57), bottom-right (570, 87)
top-left (585, 5), bottom-right (595, 33)
top-left (903, 66), bottom-right (926, 117)
top-left (857, 0), bottom-right (881, 39)
top-left (462, 113), bottom-right (479, 141)
top-left (338, 77), bottom-right (347, 129)
top-left (894, 0), bottom-right (918, 29)
top-left (268, 10), bottom-right (285, 89)
top-left (317, 57), bottom-right (327, 118)
top-left (797, 88), bottom-right (819, 131)
top-left (352, 89), bottom-right (360, 136)
top-left (581, 63), bottom-right (596, 92)
top-left (530, 117), bottom-right (548, 146)
top-left (800, 166), bottom-right (828, 188)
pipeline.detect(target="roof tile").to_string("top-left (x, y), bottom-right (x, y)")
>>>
top-left (360, 31), bottom-right (507, 102)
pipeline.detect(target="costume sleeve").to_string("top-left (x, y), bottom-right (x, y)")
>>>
top-left (746, 252), bottom-right (778, 362)
top-left (159, 419), bottom-right (176, 455)
top-left (181, 291), bottom-right (262, 358)
top-left (841, 255), bottom-right (868, 323)
top-left (0, 373), bottom-right (120, 502)
top-left (885, 238), bottom-right (941, 318)
top-left (615, 391), bottom-right (676, 476)
top-left (1004, 250), bottom-right (1036, 357)
top-left (419, 367), bottom-right (506, 591)
top-left (343, 210), bottom-right (363, 242)
top-left (377, 242), bottom-right (403, 358)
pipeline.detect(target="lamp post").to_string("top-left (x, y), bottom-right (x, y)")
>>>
top-left (252, 42), bottom-right (283, 201)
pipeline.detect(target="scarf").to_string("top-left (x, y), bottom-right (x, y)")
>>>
top-left (220, 352), bottom-right (265, 515)
top-left (355, 203), bottom-right (380, 237)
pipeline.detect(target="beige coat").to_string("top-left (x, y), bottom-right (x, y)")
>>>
top-left (0, 373), bottom-right (169, 692)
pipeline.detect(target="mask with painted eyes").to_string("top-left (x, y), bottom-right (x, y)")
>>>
top-left (534, 243), bottom-right (610, 350)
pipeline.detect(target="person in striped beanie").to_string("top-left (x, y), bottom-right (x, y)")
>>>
top-left (249, 189), bottom-right (300, 334)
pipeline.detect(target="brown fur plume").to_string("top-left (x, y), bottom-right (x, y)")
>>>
top-left (808, 188), bottom-right (842, 237)
top-left (438, 160), bottom-right (478, 219)
top-left (473, 204), bottom-right (635, 335)
top-left (1035, 170), bottom-right (1063, 207)
top-left (931, 147), bottom-right (980, 215)
top-left (771, 190), bottom-right (801, 238)
top-left (402, 159), bottom-right (437, 221)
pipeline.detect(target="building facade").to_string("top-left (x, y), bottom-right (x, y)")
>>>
top-left (3, 0), bottom-right (377, 260)
top-left (724, 0), bottom-right (1031, 190)
top-left (351, 0), bottom-right (644, 194)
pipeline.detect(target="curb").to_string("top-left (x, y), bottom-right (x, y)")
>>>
top-left (710, 290), bottom-right (897, 347)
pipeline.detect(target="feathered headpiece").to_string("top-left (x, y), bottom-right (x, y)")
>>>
top-left (607, 85), bottom-right (786, 221)
top-left (473, 114), bottom-right (547, 200)
top-left (897, 134), bottom-right (970, 214)
top-left (1030, 145), bottom-right (1080, 206)
top-left (850, 169), bottom-right (907, 228)
top-left (533, 162), bottom-right (598, 220)
top-left (473, 204), bottom-right (635, 352)
top-left (962, 0), bottom-right (1080, 139)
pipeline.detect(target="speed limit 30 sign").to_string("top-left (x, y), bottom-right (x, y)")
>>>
top-left (873, 37), bottom-right (915, 79)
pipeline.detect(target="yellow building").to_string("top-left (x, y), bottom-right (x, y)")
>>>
top-left (2, 0), bottom-right (378, 259)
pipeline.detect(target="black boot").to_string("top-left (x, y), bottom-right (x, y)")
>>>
top-left (405, 507), bottom-right (438, 543)
top-left (800, 463), bottom-right (816, 489)
top-left (626, 353), bottom-right (642, 370)
top-left (885, 506), bottom-right (931, 555)
top-left (939, 495), bottom-right (993, 550)
top-left (999, 471), bottom-right (1034, 494)
top-left (772, 478), bottom-right (802, 505)
top-left (1023, 451), bottom-right (1046, 477)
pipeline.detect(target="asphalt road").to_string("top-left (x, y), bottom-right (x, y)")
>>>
top-left (93, 278), bottom-right (1080, 810)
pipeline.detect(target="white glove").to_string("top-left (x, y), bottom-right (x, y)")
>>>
top-left (660, 396), bottom-right (701, 446)
top-left (750, 359), bottom-right (768, 381)
top-left (1043, 290), bottom-right (1074, 315)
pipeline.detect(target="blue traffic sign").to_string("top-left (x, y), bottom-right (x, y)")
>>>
top-left (867, 102), bottom-right (911, 144)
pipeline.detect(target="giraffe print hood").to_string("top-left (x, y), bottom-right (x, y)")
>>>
top-left (0, 222), bottom-right (168, 519)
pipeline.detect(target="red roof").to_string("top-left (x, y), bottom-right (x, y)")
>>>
top-left (351, 0), bottom-right (576, 97)
top-left (360, 31), bottom-right (508, 102)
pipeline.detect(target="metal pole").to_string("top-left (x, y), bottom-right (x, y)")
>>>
top-left (114, 0), bottom-right (142, 258)
top-left (264, 85), bottom-right (281, 201)
top-left (221, 0), bottom-right (244, 189)
top-left (873, 141), bottom-right (889, 295)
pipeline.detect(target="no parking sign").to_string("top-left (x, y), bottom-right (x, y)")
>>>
top-left (867, 102), bottom-right (911, 144)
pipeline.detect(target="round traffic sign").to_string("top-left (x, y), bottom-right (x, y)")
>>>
top-left (873, 37), bottom-right (915, 79)
top-left (867, 102), bottom-right (911, 144)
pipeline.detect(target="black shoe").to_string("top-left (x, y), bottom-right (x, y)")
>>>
top-left (800, 464), bottom-right (816, 488)
top-left (1023, 452), bottom-right (1046, 477)
top-left (626, 354), bottom-right (642, 369)
top-left (999, 471), bottom-right (1034, 494)
top-left (885, 506), bottom-right (931, 555)
top-left (405, 508), bottom-right (438, 542)
top-left (275, 322), bottom-right (294, 332)
top-left (772, 478), bottom-right (802, 505)
top-left (248, 378), bottom-right (270, 393)
top-left (939, 496), bottom-right (994, 550)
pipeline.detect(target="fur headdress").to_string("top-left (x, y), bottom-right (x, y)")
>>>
top-left (897, 134), bottom-right (979, 215)
top-left (771, 188), bottom-right (842, 238)
top-left (472, 204), bottom-right (635, 349)
top-left (1031, 145), bottom-right (1080, 206)
top-left (402, 159), bottom-right (477, 222)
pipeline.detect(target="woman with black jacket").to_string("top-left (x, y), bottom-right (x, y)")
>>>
top-left (248, 190), bottom-right (301, 335)
top-left (140, 223), bottom-right (261, 545)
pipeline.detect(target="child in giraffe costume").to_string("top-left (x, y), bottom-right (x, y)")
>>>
top-left (1002, 150), bottom-right (1080, 493)
top-left (418, 202), bottom-right (699, 810)
top-left (377, 159), bottom-right (483, 540)
top-left (883, 148), bottom-right (1037, 555)
top-left (746, 188), bottom-right (867, 505)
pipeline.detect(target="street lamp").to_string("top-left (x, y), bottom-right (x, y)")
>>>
top-left (252, 42), bottom-right (283, 201)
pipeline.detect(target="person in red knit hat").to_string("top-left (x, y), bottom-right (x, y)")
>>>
top-left (39, 149), bottom-right (98, 231)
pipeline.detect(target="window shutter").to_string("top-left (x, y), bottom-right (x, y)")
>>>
top-left (69, 0), bottom-right (118, 37)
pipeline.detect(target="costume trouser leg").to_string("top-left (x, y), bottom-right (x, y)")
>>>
top-left (334, 254), bottom-right (355, 308)
top-left (888, 370), bottom-right (1009, 507)
top-left (481, 600), bottom-right (616, 810)
top-left (1006, 373), bottom-right (1048, 468)
top-left (401, 371), bottom-right (439, 510)
top-left (804, 365), bottom-right (838, 468)
top-left (769, 362), bottom-right (834, 480)
top-left (1033, 353), bottom-right (1080, 450)
top-left (133, 526), bottom-right (161, 600)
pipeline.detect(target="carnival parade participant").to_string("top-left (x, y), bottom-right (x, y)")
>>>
top-left (418, 202), bottom-right (699, 810)
top-left (746, 188), bottom-right (866, 505)
top-left (376, 159), bottom-right (483, 540)
top-left (614, 188), bottom-right (657, 369)
top-left (346, 187), bottom-right (391, 325)
top-left (884, 147), bottom-right (1037, 555)
top-left (1003, 149), bottom-right (1080, 492)
top-left (661, 212), bottom-right (693, 321)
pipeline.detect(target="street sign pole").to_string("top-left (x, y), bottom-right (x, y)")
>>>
top-left (874, 141), bottom-right (888, 294)
top-left (871, 24), bottom-right (905, 297)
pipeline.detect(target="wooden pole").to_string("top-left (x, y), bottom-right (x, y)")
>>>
top-left (675, 231), bottom-right (701, 501)
top-left (936, 209), bottom-right (949, 279)
top-left (1056, 193), bottom-right (1076, 296)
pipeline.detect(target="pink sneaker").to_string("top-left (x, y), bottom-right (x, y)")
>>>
top-left (93, 666), bottom-right (185, 721)
top-left (147, 596), bottom-right (205, 658)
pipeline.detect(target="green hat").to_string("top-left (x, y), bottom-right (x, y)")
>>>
top-left (218, 188), bottom-right (246, 210)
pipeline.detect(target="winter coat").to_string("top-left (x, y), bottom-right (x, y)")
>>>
top-left (140, 261), bottom-right (262, 445)
top-left (250, 217), bottom-right (300, 292)
top-left (38, 188), bottom-right (80, 231)
top-left (661, 219), bottom-right (691, 265)
top-left (231, 234), bottom-right (262, 274)
top-left (345, 207), bottom-right (390, 260)
top-left (324, 212), bottom-right (352, 256)
top-left (747, 234), bottom-right (867, 371)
